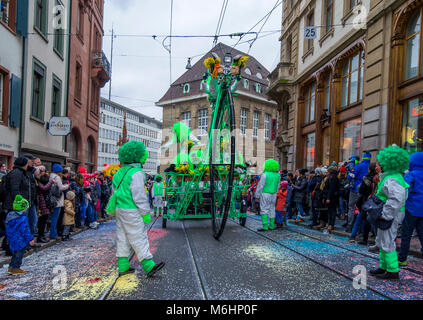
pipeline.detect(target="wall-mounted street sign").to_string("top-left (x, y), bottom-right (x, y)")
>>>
top-left (48, 117), bottom-right (72, 136)
top-left (304, 26), bottom-right (317, 39)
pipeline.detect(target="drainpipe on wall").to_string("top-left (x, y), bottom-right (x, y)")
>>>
top-left (18, 28), bottom-right (27, 157)
top-left (63, 0), bottom-right (73, 163)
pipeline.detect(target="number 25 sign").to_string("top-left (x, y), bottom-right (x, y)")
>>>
top-left (304, 26), bottom-right (317, 39)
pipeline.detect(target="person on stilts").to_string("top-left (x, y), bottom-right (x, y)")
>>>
top-left (255, 159), bottom-right (280, 232)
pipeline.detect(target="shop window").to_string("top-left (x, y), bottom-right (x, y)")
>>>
top-left (68, 132), bottom-right (78, 160)
top-left (402, 97), bottom-right (423, 154)
top-left (304, 82), bottom-right (316, 124)
top-left (341, 50), bottom-right (364, 107)
top-left (305, 132), bottom-right (315, 171)
top-left (404, 10), bottom-right (422, 80)
top-left (340, 118), bottom-right (361, 161)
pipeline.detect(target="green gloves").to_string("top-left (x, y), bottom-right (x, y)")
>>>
top-left (142, 214), bottom-right (151, 224)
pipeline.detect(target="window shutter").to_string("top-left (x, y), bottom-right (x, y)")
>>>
top-left (9, 74), bottom-right (22, 128)
top-left (16, 0), bottom-right (29, 37)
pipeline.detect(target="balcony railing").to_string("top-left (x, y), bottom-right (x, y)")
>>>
top-left (268, 62), bottom-right (295, 87)
top-left (92, 51), bottom-right (111, 78)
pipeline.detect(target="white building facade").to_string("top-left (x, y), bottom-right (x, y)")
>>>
top-left (20, 0), bottom-right (71, 169)
top-left (0, 0), bottom-right (25, 169)
top-left (98, 98), bottom-right (162, 175)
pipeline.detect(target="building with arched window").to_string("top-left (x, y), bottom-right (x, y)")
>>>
top-left (267, 0), bottom-right (422, 172)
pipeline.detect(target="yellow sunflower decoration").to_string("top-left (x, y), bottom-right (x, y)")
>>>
top-left (237, 56), bottom-right (249, 68)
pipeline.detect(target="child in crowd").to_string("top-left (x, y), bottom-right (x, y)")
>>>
top-left (62, 191), bottom-right (76, 241)
top-left (275, 181), bottom-right (288, 229)
top-left (6, 195), bottom-right (35, 275)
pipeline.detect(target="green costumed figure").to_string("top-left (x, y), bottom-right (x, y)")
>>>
top-left (106, 141), bottom-right (165, 277)
top-left (162, 122), bottom-right (204, 158)
top-left (369, 145), bottom-right (410, 280)
top-left (254, 159), bottom-right (281, 232)
top-left (153, 175), bottom-right (164, 217)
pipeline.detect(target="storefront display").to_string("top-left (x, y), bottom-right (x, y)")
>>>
top-left (340, 118), bottom-right (361, 162)
top-left (403, 97), bottom-right (423, 154)
top-left (305, 132), bottom-right (315, 171)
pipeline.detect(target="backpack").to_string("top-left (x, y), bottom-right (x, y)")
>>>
top-left (50, 184), bottom-right (62, 198)
top-left (45, 189), bottom-right (58, 210)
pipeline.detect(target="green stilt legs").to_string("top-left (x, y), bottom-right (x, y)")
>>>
top-left (269, 218), bottom-right (276, 230)
top-left (117, 257), bottom-right (130, 273)
top-left (258, 214), bottom-right (269, 231)
top-left (379, 249), bottom-right (399, 273)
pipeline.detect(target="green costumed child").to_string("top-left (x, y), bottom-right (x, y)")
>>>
top-left (107, 141), bottom-right (165, 277)
top-left (153, 175), bottom-right (165, 217)
top-left (369, 145), bottom-right (410, 280)
top-left (254, 159), bottom-right (281, 232)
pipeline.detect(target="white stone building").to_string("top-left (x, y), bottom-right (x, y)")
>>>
top-left (0, 0), bottom-right (25, 168)
top-left (20, 0), bottom-right (71, 169)
top-left (98, 98), bottom-right (162, 175)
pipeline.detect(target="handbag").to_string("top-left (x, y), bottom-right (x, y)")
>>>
top-left (363, 195), bottom-right (393, 230)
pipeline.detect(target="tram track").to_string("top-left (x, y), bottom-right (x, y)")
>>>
top-left (98, 216), bottom-right (160, 300)
top-left (232, 216), bottom-right (393, 300)
top-left (246, 214), bottom-right (423, 277)
top-left (182, 220), bottom-right (209, 300)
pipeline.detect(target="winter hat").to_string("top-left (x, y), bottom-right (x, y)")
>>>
top-left (280, 181), bottom-right (288, 189)
top-left (339, 165), bottom-right (347, 173)
top-left (320, 167), bottom-right (328, 175)
top-left (66, 191), bottom-right (75, 201)
top-left (299, 168), bottom-right (307, 175)
top-left (78, 167), bottom-right (87, 174)
top-left (14, 157), bottom-right (29, 167)
top-left (155, 174), bottom-right (163, 182)
top-left (362, 151), bottom-right (372, 161)
top-left (52, 163), bottom-right (63, 173)
top-left (13, 195), bottom-right (29, 213)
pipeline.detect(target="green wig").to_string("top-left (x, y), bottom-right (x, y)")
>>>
top-left (377, 145), bottom-right (410, 174)
top-left (155, 174), bottom-right (163, 182)
top-left (118, 141), bottom-right (148, 164)
top-left (172, 122), bottom-right (191, 143)
top-left (264, 159), bottom-right (279, 172)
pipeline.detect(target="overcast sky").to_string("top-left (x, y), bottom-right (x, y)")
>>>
top-left (101, 0), bottom-right (283, 122)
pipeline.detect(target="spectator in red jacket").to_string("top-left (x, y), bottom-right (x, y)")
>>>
top-left (275, 181), bottom-right (288, 229)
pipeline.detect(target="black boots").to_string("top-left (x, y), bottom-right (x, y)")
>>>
top-left (376, 271), bottom-right (400, 280)
top-left (119, 267), bottom-right (136, 277)
top-left (369, 268), bottom-right (386, 276)
top-left (147, 262), bottom-right (165, 278)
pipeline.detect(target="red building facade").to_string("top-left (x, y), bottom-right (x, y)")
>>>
top-left (66, 0), bottom-right (110, 173)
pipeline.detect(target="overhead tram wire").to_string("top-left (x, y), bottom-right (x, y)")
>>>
top-left (231, 0), bottom-right (283, 51)
top-left (213, 0), bottom-right (229, 48)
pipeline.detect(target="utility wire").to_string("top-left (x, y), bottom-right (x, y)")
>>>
top-left (231, 0), bottom-right (283, 50)
top-left (213, 0), bottom-right (229, 47)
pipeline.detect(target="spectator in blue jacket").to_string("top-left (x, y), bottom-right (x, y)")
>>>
top-left (398, 152), bottom-right (423, 266)
top-left (346, 151), bottom-right (371, 232)
top-left (6, 195), bottom-right (35, 276)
